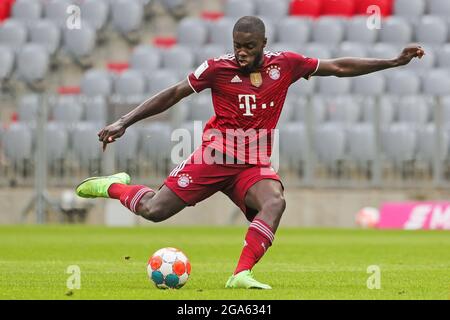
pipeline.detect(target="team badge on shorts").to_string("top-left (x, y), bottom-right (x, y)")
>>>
top-left (177, 173), bottom-right (193, 188)
top-left (266, 65), bottom-right (281, 80)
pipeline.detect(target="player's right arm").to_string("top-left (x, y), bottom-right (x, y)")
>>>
top-left (98, 79), bottom-right (194, 151)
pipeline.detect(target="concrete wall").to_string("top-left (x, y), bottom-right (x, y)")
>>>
top-left (2, 187), bottom-right (450, 227)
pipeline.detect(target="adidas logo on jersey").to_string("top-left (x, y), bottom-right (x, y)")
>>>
top-left (230, 75), bottom-right (242, 83)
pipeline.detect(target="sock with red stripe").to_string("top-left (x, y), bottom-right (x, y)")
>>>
top-left (234, 219), bottom-right (274, 275)
top-left (108, 184), bottom-right (154, 213)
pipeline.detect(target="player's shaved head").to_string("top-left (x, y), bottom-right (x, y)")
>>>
top-left (233, 16), bottom-right (266, 39)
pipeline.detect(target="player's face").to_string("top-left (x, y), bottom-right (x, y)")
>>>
top-left (233, 32), bottom-right (266, 72)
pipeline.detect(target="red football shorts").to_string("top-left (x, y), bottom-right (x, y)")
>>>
top-left (163, 143), bottom-right (282, 220)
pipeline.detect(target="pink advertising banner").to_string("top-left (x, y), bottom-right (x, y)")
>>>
top-left (379, 202), bottom-right (450, 230)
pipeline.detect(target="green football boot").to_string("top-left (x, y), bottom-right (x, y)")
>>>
top-left (225, 270), bottom-right (272, 290)
top-left (75, 172), bottom-right (131, 198)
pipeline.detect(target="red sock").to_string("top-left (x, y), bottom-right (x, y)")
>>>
top-left (108, 184), bottom-right (154, 213)
top-left (234, 219), bottom-right (274, 275)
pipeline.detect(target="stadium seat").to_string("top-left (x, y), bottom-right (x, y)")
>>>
top-left (72, 122), bottom-right (103, 169)
top-left (436, 44), bottom-right (450, 69)
top-left (209, 17), bottom-right (235, 48)
top-left (335, 42), bottom-right (367, 58)
top-left (314, 123), bottom-right (346, 166)
top-left (416, 123), bottom-right (449, 163)
top-left (115, 126), bottom-right (140, 171)
top-left (0, 18), bottom-right (27, 52)
top-left (422, 69), bottom-right (450, 96)
top-left (111, 0), bottom-right (144, 35)
top-left (255, 0), bottom-right (288, 22)
top-left (195, 44), bottom-right (226, 65)
top-left (84, 96), bottom-right (107, 124)
top-left (46, 122), bottom-right (69, 166)
top-left (269, 42), bottom-right (301, 54)
top-left (113, 69), bottom-right (147, 97)
top-left (325, 95), bottom-right (360, 124)
top-left (64, 21), bottom-right (96, 59)
top-left (2, 122), bottom-right (33, 166)
top-left (321, 0), bottom-right (355, 17)
top-left (415, 16), bottom-right (448, 46)
top-left (379, 17), bottom-right (412, 44)
top-left (44, 0), bottom-right (72, 27)
top-left (386, 70), bottom-right (420, 95)
top-left (189, 92), bottom-right (215, 122)
top-left (278, 96), bottom-right (295, 124)
top-left (289, 0), bottom-right (322, 17)
top-left (139, 121), bottom-right (173, 166)
top-left (147, 69), bottom-right (178, 96)
top-left (407, 46), bottom-right (435, 72)
top-left (355, 0), bottom-right (393, 17)
top-left (312, 17), bottom-right (344, 46)
top-left (352, 73), bottom-right (385, 95)
top-left (225, 0), bottom-right (255, 18)
top-left (318, 76), bottom-right (351, 95)
top-left (80, 0), bottom-right (109, 32)
top-left (396, 95), bottom-right (430, 125)
top-left (80, 69), bottom-right (113, 97)
top-left (382, 123), bottom-right (417, 164)
top-left (428, 0), bottom-right (450, 18)
top-left (293, 96), bottom-right (326, 123)
top-left (289, 76), bottom-right (317, 97)
top-left (16, 43), bottom-right (49, 84)
top-left (345, 16), bottom-right (378, 44)
top-left (279, 122), bottom-right (308, 168)
top-left (29, 19), bottom-right (61, 55)
top-left (161, 45), bottom-right (195, 71)
top-left (12, 0), bottom-right (42, 27)
top-left (129, 45), bottom-right (161, 77)
top-left (177, 17), bottom-right (208, 48)
top-left (369, 43), bottom-right (400, 59)
top-left (0, 45), bottom-right (14, 81)
top-left (276, 17), bottom-right (310, 44)
top-left (393, 0), bottom-right (425, 21)
top-left (346, 123), bottom-right (376, 163)
top-left (361, 96), bottom-right (395, 124)
top-left (52, 96), bottom-right (84, 125)
top-left (302, 43), bottom-right (331, 59)
top-left (442, 96), bottom-right (450, 124)
top-left (17, 94), bottom-right (39, 123)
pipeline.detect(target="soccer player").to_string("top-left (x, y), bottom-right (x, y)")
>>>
top-left (76, 16), bottom-right (424, 289)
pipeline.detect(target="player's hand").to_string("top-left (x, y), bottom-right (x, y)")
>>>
top-left (97, 120), bottom-right (126, 152)
top-left (396, 44), bottom-right (425, 66)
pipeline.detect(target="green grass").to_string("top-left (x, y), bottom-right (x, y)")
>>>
top-left (0, 226), bottom-right (449, 300)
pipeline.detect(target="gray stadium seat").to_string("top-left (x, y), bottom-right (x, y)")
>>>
top-left (147, 69), bottom-right (179, 95)
top-left (130, 45), bottom-right (161, 76)
top-left (416, 124), bottom-right (449, 163)
top-left (161, 45), bottom-right (195, 71)
top-left (370, 43), bottom-right (400, 59)
top-left (346, 123), bottom-right (376, 163)
top-left (255, 0), bottom-right (288, 22)
top-left (302, 43), bottom-right (331, 59)
top-left (177, 18), bottom-right (208, 48)
top-left (279, 122), bottom-right (308, 168)
top-left (442, 96), bottom-right (450, 124)
top-left (257, 16), bottom-right (276, 43)
top-left (72, 122), bottom-right (102, 168)
top-left (315, 123), bottom-right (346, 166)
top-left (225, 0), bottom-right (255, 18)
top-left (189, 92), bottom-right (215, 122)
top-left (80, 69), bottom-right (113, 97)
top-left (379, 17), bottom-right (412, 44)
top-left (64, 21), bottom-right (96, 58)
top-left (44, 0), bottom-right (72, 28)
top-left (428, 0), bottom-right (450, 18)
top-left (293, 96), bottom-right (326, 123)
top-left (415, 16), bottom-right (448, 46)
top-left (394, 0), bottom-right (426, 20)
top-left (312, 17), bottom-right (344, 46)
top-left (12, 0), bottom-right (42, 26)
top-left (278, 96), bottom-right (295, 124)
top-left (396, 95), bottom-right (430, 125)
top-left (407, 46), bottom-right (435, 72)
top-left (0, 46), bottom-right (14, 81)
top-left (0, 19), bottom-right (27, 52)
top-left (139, 121), bottom-right (173, 165)
top-left (80, 0), bottom-right (109, 31)
top-left (46, 122), bottom-right (69, 165)
top-left (115, 126), bottom-right (140, 171)
top-left (17, 43), bottom-right (49, 83)
top-left (276, 17), bottom-right (310, 44)
top-left (289, 76), bottom-right (317, 97)
top-left (29, 19), bottom-right (61, 55)
top-left (269, 43), bottom-right (301, 53)
top-left (437, 44), bottom-right (450, 69)
top-left (422, 69), bottom-right (450, 96)
top-left (53, 96), bottom-right (83, 124)
top-left (325, 95), bottom-right (360, 124)
top-left (113, 69), bottom-right (147, 96)
top-left (318, 76), bottom-right (351, 95)
top-left (386, 70), bottom-right (420, 95)
top-left (84, 96), bottom-right (107, 124)
top-left (335, 42), bottom-right (367, 58)
top-left (18, 94), bottom-right (40, 123)
top-left (352, 73), bottom-right (385, 95)
top-left (361, 96), bottom-right (395, 124)
top-left (209, 18), bottom-right (235, 48)
top-left (345, 16), bottom-right (378, 44)
top-left (112, 0), bottom-right (144, 35)
top-left (382, 123), bottom-right (417, 163)
top-left (195, 44), bottom-right (226, 65)
top-left (2, 122), bottom-right (33, 165)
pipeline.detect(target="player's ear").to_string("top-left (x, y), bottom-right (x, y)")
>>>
top-left (262, 37), bottom-right (267, 48)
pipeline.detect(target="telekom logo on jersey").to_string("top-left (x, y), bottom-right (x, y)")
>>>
top-left (238, 95), bottom-right (275, 116)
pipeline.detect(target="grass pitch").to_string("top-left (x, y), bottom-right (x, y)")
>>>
top-left (0, 225), bottom-right (448, 300)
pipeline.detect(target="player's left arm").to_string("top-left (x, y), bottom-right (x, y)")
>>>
top-left (313, 44), bottom-right (425, 77)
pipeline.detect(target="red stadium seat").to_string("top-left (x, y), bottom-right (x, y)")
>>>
top-left (152, 36), bottom-right (177, 49)
top-left (107, 62), bottom-right (129, 73)
top-left (201, 11), bottom-right (224, 21)
top-left (58, 86), bottom-right (81, 95)
top-left (289, 0), bottom-right (322, 17)
top-left (355, 0), bottom-right (393, 17)
top-left (321, 0), bottom-right (355, 16)
top-left (0, 0), bottom-right (15, 22)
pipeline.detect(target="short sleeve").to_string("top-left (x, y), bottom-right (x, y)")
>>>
top-left (283, 51), bottom-right (319, 83)
top-left (187, 59), bottom-right (216, 93)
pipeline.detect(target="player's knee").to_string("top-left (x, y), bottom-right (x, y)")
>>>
top-left (141, 202), bottom-right (169, 223)
top-left (262, 194), bottom-right (286, 216)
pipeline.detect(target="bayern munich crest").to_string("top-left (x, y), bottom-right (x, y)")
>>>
top-left (266, 65), bottom-right (281, 80)
top-left (177, 173), bottom-right (193, 188)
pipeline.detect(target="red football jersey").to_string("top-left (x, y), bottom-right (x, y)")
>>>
top-left (187, 51), bottom-right (319, 165)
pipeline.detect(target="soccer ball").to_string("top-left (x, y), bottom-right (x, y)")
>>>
top-left (147, 247), bottom-right (191, 289)
top-left (355, 207), bottom-right (380, 228)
